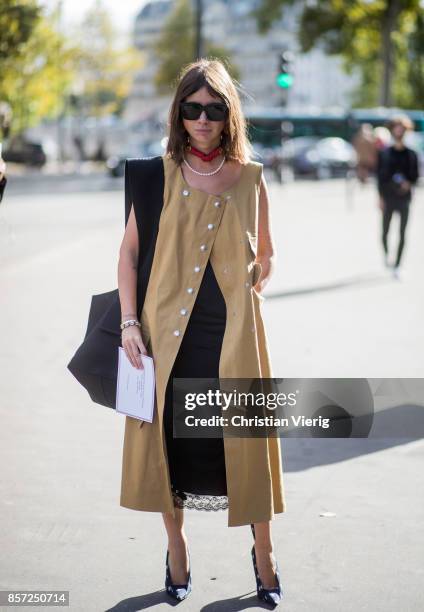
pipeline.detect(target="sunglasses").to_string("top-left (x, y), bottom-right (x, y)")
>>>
top-left (180, 101), bottom-right (228, 121)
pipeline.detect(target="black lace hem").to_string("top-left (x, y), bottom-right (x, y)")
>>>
top-left (171, 487), bottom-right (228, 511)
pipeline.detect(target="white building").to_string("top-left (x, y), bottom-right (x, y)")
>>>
top-left (124, 0), bottom-right (359, 128)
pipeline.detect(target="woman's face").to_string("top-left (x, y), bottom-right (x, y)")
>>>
top-left (182, 86), bottom-right (227, 150)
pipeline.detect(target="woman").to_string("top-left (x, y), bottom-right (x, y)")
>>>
top-left (118, 58), bottom-right (286, 607)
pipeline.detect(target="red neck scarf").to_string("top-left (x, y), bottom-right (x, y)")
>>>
top-left (186, 143), bottom-right (223, 162)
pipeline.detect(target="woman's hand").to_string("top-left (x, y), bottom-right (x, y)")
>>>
top-left (121, 326), bottom-right (148, 369)
top-left (254, 254), bottom-right (276, 293)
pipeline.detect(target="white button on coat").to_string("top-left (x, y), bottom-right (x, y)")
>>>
top-left (173, 329), bottom-right (181, 336)
top-left (200, 244), bottom-right (207, 251)
top-left (187, 287), bottom-right (194, 294)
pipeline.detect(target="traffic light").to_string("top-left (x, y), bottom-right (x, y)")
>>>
top-left (276, 51), bottom-right (294, 89)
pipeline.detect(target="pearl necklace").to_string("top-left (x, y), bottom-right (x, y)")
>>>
top-left (183, 154), bottom-right (226, 176)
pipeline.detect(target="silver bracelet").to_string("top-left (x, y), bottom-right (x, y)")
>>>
top-left (120, 319), bottom-right (141, 331)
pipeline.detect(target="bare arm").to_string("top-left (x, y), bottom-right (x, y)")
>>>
top-left (118, 204), bottom-right (139, 319)
top-left (118, 204), bottom-right (147, 368)
top-left (255, 172), bottom-right (277, 292)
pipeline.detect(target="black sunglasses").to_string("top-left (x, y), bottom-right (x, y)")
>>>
top-left (180, 101), bottom-right (228, 121)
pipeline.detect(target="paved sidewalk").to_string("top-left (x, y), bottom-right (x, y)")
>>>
top-left (0, 177), bottom-right (422, 611)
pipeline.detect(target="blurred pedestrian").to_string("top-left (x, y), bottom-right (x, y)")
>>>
top-left (374, 126), bottom-right (391, 151)
top-left (352, 123), bottom-right (377, 183)
top-left (374, 126), bottom-right (392, 213)
top-left (73, 134), bottom-right (85, 161)
top-left (377, 115), bottom-right (419, 277)
top-left (0, 102), bottom-right (11, 204)
top-left (0, 149), bottom-right (7, 204)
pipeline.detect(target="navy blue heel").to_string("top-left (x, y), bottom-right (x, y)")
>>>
top-left (165, 547), bottom-right (192, 601)
top-left (250, 523), bottom-right (283, 608)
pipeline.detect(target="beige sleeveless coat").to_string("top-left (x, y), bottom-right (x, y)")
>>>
top-left (120, 153), bottom-right (286, 527)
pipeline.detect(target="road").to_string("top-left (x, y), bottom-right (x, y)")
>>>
top-left (0, 173), bottom-right (423, 611)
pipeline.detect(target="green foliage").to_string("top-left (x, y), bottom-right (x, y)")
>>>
top-left (71, 1), bottom-right (143, 117)
top-left (0, 0), bottom-right (40, 60)
top-left (253, 0), bottom-right (424, 108)
top-left (250, 0), bottom-right (296, 34)
top-left (395, 9), bottom-right (424, 108)
top-left (0, 1), bottom-right (77, 134)
top-left (153, 0), bottom-right (240, 94)
top-left (0, 0), bottom-right (143, 134)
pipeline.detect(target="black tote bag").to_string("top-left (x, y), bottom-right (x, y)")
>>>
top-left (67, 155), bottom-right (165, 409)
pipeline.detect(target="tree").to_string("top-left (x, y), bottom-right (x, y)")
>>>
top-left (153, 0), bottom-right (240, 94)
top-left (395, 9), bottom-right (424, 108)
top-left (0, 0), bottom-right (76, 134)
top-left (72, 0), bottom-right (143, 118)
top-left (0, 0), bottom-right (40, 61)
top-left (252, 0), bottom-right (423, 107)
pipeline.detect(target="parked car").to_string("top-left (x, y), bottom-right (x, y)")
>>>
top-left (279, 136), bottom-right (357, 179)
top-left (312, 137), bottom-right (357, 178)
top-left (3, 136), bottom-right (47, 166)
top-left (106, 141), bottom-right (165, 177)
top-left (278, 136), bottom-right (320, 180)
top-left (251, 143), bottom-right (282, 169)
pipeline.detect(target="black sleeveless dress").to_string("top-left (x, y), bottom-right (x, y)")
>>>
top-left (163, 259), bottom-right (228, 511)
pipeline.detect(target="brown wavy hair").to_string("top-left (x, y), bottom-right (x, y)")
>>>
top-left (165, 58), bottom-right (254, 165)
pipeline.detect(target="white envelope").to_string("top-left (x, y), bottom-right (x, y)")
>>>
top-left (116, 347), bottom-right (155, 422)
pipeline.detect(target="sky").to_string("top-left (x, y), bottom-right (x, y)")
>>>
top-left (41, 0), bottom-right (149, 36)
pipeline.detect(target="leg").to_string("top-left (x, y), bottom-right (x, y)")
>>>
top-left (394, 203), bottom-right (410, 268)
top-left (382, 199), bottom-right (393, 258)
top-left (252, 521), bottom-right (279, 589)
top-left (162, 371), bottom-right (190, 586)
top-left (162, 508), bottom-right (189, 584)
